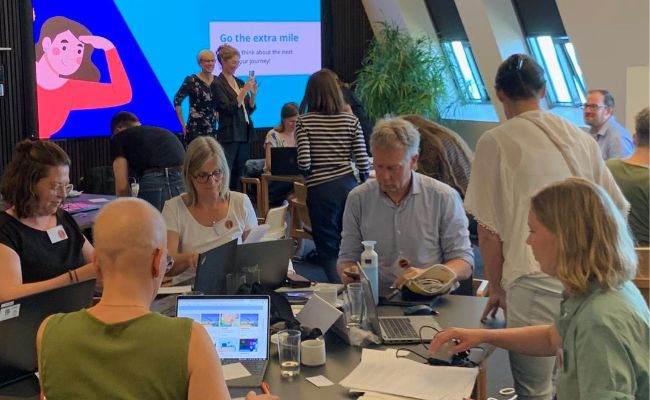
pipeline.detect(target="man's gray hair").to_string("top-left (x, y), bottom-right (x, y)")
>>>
top-left (370, 117), bottom-right (421, 158)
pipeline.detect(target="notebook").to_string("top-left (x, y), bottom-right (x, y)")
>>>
top-left (61, 201), bottom-right (100, 215)
top-left (270, 147), bottom-right (300, 175)
top-left (176, 295), bottom-right (270, 388)
top-left (0, 280), bottom-right (96, 387)
top-left (358, 266), bottom-right (441, 344)
top-left (194, 238), bottom-right (239, 295)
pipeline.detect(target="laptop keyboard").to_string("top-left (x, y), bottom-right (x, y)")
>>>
top-left (380, 317), bottom-right (419, 339)
top-left (223, 359), bottom-right (266, 375)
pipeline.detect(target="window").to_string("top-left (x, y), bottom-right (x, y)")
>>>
top-left (425, 0), bottom-right (489, 103)
top-left (513, 0), bottom-right (586, 106)
top-left (442, 41), bottom-right (489, 102)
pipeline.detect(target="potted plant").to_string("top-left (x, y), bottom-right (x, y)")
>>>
top-left (354, 22), bottom-right (451, 122)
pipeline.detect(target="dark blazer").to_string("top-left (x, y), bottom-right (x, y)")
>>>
top-left (213, 73), bottom-right (256, 143)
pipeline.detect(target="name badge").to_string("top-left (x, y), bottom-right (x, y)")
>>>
top-left (47, 225), bottom-right (68, 244)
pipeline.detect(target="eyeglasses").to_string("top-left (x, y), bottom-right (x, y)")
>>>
top-left (193, 170), bottom-right (223, 183)
top-left (200, 58), bottom-right (216, 63)
top-left (165, 255), bottom-right (175, 273)
top-left (51, 184), bottom-right (74, 195)
top-left (581, 103), bottom-right (608, 110)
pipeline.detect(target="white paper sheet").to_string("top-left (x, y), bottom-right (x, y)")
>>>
top-left (87, 197), bottom-right (110, 203)
top-left (339, 349), bottom-right (478, 400)
top-left (221, 362), bottom-right (252, 381)
top-left (296, 292), bottom-right (342, 333)
top-left (306, 375), bottom-right (335, 387)
top-left (243, 224), bottom-right (270, 243)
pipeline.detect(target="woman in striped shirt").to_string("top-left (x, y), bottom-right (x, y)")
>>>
top-left (296, 69), bottom-right (370, 282)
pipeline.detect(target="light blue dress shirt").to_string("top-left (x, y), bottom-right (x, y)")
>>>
top-left (338, 172), bottom-right (474, 296)
top-left (590, 116), bottom-right (635, 160)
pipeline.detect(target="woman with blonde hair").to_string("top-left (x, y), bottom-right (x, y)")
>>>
top-left (214, 44), bottom-right (258, 190)
top-left (162, 137), bottom-right (257, 276)
top-left (173, 49), bottom-right (220, 143)
top-left (430, 177), bottom-right (649, 399)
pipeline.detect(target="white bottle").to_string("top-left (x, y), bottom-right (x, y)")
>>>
top-left (361, 240), bottom-right (379, 305)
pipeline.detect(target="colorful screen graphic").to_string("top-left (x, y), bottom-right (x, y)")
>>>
top-left (33, 0), bottom-right (321, 139)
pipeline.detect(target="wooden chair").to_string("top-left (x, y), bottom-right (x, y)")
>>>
top-left (634, 247), bottom-right (649, 305)
top-left (289, 182), bottom-right (313, 257)
top-left (261, 201), bottom-right (289, 241)
top-left (241, 177), bottom-right (262, 215)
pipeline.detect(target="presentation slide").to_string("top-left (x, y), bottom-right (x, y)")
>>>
top-left (32, 0), bottom-right (321, 139)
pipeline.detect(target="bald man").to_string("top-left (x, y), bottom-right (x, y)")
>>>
top-left (36, 198), bottom-right (277, 400)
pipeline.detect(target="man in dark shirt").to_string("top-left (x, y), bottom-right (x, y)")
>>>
top-left (110, 111), bottom-right (186, 211)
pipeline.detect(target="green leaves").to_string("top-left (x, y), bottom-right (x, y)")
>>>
top-left (354, 22), bottom-right (450, 122)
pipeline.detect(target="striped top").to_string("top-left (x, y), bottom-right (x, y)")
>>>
top-left (296, 112), bottom-right (370, 187)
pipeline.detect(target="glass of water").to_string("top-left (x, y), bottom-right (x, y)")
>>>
top-left (277, 329), bottom-right (301, 377)
top-left (345, 283), bottom-right (363, 327)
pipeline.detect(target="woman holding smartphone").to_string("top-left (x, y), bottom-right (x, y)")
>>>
top-left (213, 45), bottom-right (258, 191)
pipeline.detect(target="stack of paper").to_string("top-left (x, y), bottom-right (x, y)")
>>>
top-left (340, 349), bottom-right (477, 400)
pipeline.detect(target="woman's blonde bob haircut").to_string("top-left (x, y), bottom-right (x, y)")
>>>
top-left (182, 136), bottom-right (230, 205)
top-left (530, 177), bottom-right (637, 296)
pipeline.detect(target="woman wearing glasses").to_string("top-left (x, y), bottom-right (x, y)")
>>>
top-left (0, 140), bottom-right (96, 302)
top-left (214, 44), bottom-right (258, 190)
top-left (173, 49), bottom-right (220, 144)
top-left (162, 137), bottom-right (257, 276)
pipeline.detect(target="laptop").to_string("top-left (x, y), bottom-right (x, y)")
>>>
top-left (194, 238), bottom-right (239, 295)
top-left (0, 280), bottom-right (96, 387)
top-left (61, 201), bottom-right (100, 215)
top-left (270, 147), bottom-right (300, 175)
top-left (358, 266), bottom-right (441, 345)
top-left (176, 295), bottom-right (270, 388)
top-left (235, 239), bottom-right (292, 289)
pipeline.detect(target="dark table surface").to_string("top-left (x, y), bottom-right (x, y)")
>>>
top-left (0, 295), bottom-right (505, 400)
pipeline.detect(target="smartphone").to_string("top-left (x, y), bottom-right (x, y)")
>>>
top-left (343, 270), bottom-right (360, 279)
top-left (282, 292), bottom-right (310, 305)
top-left (248, 70), bottom-right (255, 78)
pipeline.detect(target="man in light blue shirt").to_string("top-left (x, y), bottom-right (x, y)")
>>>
top-left (584, 89), bottom-right (634, 160)
top-left (337, 117), bottom-right (473, 296)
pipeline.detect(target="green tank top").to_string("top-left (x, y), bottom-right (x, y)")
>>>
top-left (41, 310), bottom-right (192, 400)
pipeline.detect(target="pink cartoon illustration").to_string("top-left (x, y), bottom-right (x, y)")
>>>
top-left (35, 16), bottom-right (132, 138)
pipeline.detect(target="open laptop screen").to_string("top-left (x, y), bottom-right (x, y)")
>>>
top-left (176, 296), bottom-right (270, 361)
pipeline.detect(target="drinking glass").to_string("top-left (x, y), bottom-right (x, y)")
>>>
top-left (345, 283), bottom-right (363, 327)
top-left (277, 329), bottom-right (301, 377)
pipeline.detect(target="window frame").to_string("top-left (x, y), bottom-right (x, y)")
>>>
top-left (527, 35), bottom-right (586, 107)
top-left (441, 40), bottom-right (490, 104)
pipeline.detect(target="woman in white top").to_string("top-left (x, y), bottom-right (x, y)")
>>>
top-left (162, 137), bottom-right (257, 276)
top-left (464, 54), bottom-right (627, 400)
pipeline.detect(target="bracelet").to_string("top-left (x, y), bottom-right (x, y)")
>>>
top-left (67, 270), bottom-right (75, 283)
top-left (72, 269), bottom-right (79, 283)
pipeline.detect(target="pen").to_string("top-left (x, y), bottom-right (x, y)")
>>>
top-left (260, 381), bottom-right (271, 395)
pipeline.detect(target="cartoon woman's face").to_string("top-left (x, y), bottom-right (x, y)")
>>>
top-left (42, 30), bottom-right (84, 76)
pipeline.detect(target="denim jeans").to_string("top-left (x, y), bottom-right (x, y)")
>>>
top-left (139, 171), bottom-right (185, 211)
top-left (306, 174), bottom-right (358, 283)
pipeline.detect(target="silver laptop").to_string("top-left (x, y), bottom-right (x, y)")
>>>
top-left (176, 295), bottom-right (270, 387)
top-left (358, 267), bottom-right (441, 344)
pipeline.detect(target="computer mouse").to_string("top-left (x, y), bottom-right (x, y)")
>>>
top-left (404, 304), bottom-right (434, 316)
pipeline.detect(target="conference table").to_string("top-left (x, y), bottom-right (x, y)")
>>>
top-left (65, 193), bottom-right (117, 231)
top-left (0, 295), bottom-right (504, 400)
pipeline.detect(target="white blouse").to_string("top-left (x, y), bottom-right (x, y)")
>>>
top-left (162, 191), bottom-right (258, 254)
top-left (464, 110), bottom-right (628, 289)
